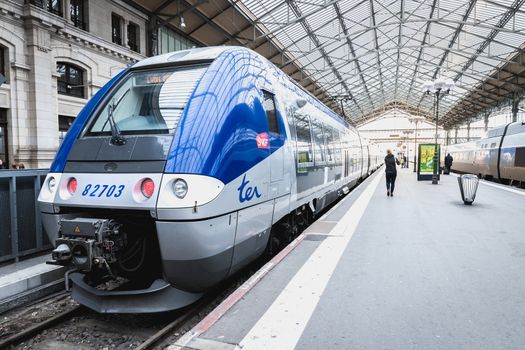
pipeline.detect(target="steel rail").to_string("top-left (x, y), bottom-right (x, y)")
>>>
top-left (0, 305), bottom-right (83, 348)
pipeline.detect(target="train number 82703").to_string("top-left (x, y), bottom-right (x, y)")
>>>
top-left (81, 184), bottom-right (125, 198)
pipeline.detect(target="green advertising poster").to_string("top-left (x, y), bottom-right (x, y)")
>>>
top-left (418, 144), bottom-right (440, 181)
top-left (420, 144), bottom-right (435, 174)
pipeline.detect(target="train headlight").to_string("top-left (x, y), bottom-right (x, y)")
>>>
top-left (173, 179), bottom-right (188, 199)
top-left (48, 177), bottom-right (57, 192)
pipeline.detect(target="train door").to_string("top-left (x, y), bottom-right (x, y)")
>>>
top-left (262, 90), bottom-right (286, 196)
top-left (231, 91), bottom-right (284, 273)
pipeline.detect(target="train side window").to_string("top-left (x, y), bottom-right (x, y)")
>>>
top-left (324, 126), bottom-right (335, 162)
top-left (262, 90), bottom-right (279, 134)
top-left (311, 120), bottom-right (326, 164)
top-left (287, 110), bottom-right (297, 142)
top-left (333, 129), bottom-right (342, 163)
top-left (294, 112), bottom-right (313, 165)
top-left (515, 147), bottom-right (525, 167)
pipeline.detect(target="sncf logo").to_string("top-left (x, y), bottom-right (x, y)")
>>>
top-left (256, 132), bottom-right (269, 149)
top-left (238, 174), bottom-right (261, 203)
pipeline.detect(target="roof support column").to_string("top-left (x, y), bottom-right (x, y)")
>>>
top-left (484, 112), bottom-right (490, 132)
top-left (147, 14), bottom-right (159, 56)
top-left (467, 121), bottom-right (471, 142)
top-left (455, 127), bottom-right (458, 144)
top-left (512, 91), bottom-right (520, 123)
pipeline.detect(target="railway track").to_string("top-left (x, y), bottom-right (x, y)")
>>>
top-left (0, 280), bottom-right (240, 349)
top-left (0, 304), bottom-right (83, 349)
top-left (135, 297), bottom-right (211, 350)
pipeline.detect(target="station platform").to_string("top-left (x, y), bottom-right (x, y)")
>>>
top-left (0, 254), bottom-right (65, 313)
top-left (172, 168), bottom-right (525, 350)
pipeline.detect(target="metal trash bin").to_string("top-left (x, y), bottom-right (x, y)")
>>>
top-left (457, 174), bottom-right (479, 205)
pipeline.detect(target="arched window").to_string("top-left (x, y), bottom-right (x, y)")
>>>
top-left (57, 62), bottom-right (85, 98)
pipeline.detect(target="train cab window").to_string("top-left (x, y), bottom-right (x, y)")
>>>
top-left (86, 66), bottom-right (208, 136)
top-left (262, 91), bottom-right (279, 134)
top-left (293, 112), bottom-right (313, 165)
top-left (311, 120), bottom-right (326, 164)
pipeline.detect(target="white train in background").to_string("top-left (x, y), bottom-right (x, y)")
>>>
top-left (445, 121), bottom-right (525, 184)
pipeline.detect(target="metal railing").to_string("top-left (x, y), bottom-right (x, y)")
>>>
top-left (0, 169), bottom-right (50, 263)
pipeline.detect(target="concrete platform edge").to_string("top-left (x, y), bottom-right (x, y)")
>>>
top-left (172, 170), bottom-right (383, 350)
top-left (0, 278), bottom-right (65, 314)
top-left (0, 262), bottom-right (66, 314)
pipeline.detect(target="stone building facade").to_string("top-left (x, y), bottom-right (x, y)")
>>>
top-left (0, 0), bottom-right (148, 168)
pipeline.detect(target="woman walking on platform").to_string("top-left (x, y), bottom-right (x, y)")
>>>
top-left (384, 149), bottom-right (399, 197)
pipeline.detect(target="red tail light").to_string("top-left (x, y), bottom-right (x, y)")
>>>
top-left (67, 178), bottom-right (77, 194)
top-left (141, 178), bottom-right (155, 198)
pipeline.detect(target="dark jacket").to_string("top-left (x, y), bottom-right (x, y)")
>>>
top-left (385, 154), bottom-right (398, 175)
top-left (445, 154), bottom-right (453, 167)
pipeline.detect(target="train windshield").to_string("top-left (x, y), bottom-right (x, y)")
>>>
top-left (86, 65), bottom-right (208, 136)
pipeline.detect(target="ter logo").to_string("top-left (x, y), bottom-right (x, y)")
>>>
top-left (237, 174), bottom-right (261, 203)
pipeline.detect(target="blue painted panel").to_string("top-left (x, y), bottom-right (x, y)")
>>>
top-left (50, 68), bottom-right (129, 172)
top-left (164, 50), bottom-right (276, 184)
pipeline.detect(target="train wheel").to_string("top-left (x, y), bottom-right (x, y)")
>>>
top-left (266, 215), bottom-right (299, 256)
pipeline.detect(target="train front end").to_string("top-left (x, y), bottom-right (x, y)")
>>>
top-left (39, 46), bottom-right (285, 313)
top-left (38, 52), bottom-right (220, 313)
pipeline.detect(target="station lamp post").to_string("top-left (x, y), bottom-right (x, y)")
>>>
top-left (402, 130), bottom-right (413, 168)
top-left (409, 116), bottom-right (425, 173)
top-left (422, 78), bottom-right (454, 184)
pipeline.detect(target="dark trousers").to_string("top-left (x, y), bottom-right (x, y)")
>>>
top-left (386, 173), bottom-right (396, 193)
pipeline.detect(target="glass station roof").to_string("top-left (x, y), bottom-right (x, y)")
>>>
top-left (236, 0), bottom-right (525, 126)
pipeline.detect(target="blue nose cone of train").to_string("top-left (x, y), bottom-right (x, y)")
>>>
top-left (50, 48), bottom-right (286, 185)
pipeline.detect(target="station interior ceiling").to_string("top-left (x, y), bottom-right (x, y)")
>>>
top-left (129, 0), bottom-right (525, 130)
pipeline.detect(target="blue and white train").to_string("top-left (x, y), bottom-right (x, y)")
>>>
top-left (38, 47), bottom-right (380, 313)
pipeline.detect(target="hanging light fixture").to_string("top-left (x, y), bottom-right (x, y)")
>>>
top-left (178, 0), bottom-right (186, 29)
